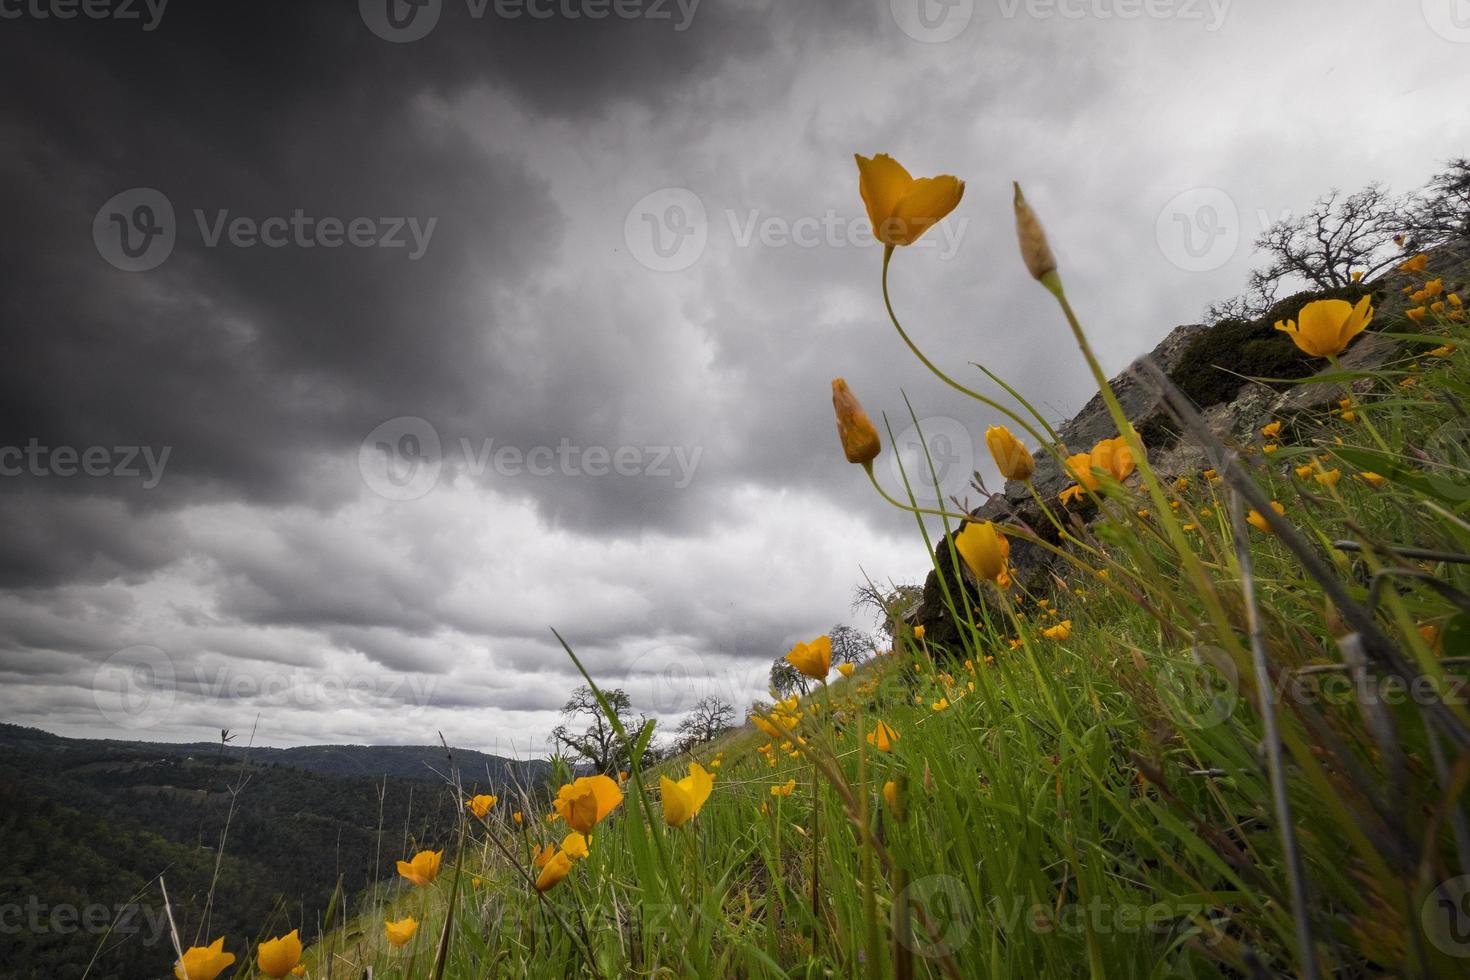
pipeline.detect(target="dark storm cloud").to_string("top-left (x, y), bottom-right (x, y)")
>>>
top-left (3, 0), bottom-right (1465, 747)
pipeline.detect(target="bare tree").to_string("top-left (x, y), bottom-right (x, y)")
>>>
top-left (1399, 158), bottom-right (1470, 247)
top-left (550, 686), bottom-right (642, 774)
top-left (829, 625), bottom-right (875, 666)
top-left (852, 582), bottom-right (923, 639)
top-left (674, 695), bottom-right (735, 752)
top-left (1211, 185), bottom-right (1404, 320)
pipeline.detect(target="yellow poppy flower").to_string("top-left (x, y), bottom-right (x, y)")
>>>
top-left (1399, 254), bottom-right (1429, 273)
top-left (1065, 452), bottom-right (1102, 491)
top-left (535, 850), bottom-right (574, 892)
top-left (831, 379), bottom-right (881, 466)
top-left (552, 775), bottom-right (624, 833)
top-left (985, 425), bottom-right (1035, 481)
top-left (1405, 306), bottom-right (1428, 324)
top-left (257, 930), bottom-right (302, 979)
top-left (867, 721), bottom-right (900, 752)
top-left (660, 762), bottom-right (715, 827)
top-left (770, 778), bottom-right (797, 797)
top-left (1261, 421), bottom-right (1282, 438)
top-left (1090, 436), bottom-right (1137, 482)
top-left (385, 916), bottom-right (419, 947)
top-left (1359, 472), bottom-right (1387, 488)
top-left (854, 153), bottom-right (965, 248)
top-left (913, 625), bottom-right (925, 640)
top-left (883, 780), bottom-right (901, 817)
top-left (175, 938), bottom-right (236, 980)
top-left (396, 849), bottom-right (442, 887)
top-left (955, 521), bottom-right (1009, 582)
top-left (467, 794), bottom-right (497, 819)
top-left (1247, 500), bottom-right (1285, 534)
top-left (561, 831), bottom-right (590, 859)
top-left (1315, 469), bottom-right (1341, 487)
top-left (1274, 296), bottom-right (1375, 357)
top-left (1042, 620), bottom-right (1073, 641)
top-left (837, 662), bottom-right (855, 678)
top-left (785, 635), bottom-right (833, 680)
top-left (513, 811), bottom-right (523, 824)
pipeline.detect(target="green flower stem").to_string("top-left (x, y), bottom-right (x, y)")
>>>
top-left (882, 249), bottom-right (1067, 472)
top-left (1042, 274), bottom-right (1237, 641)
top-left (865, 462), bottom-right (973, 523)
top-left (1326, 355), bottom-right (1395, 456)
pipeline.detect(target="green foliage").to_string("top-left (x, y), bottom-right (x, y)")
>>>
top-left (0, 732), bottom-right (471, 977)
top-left (1173, 283), bottom-right (1377, 409)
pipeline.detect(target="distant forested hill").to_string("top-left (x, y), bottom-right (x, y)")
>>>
top-left (0, 726), bottom-right (546, 979)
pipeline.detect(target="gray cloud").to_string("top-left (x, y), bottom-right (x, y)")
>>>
top-left (1, 0), bottom-right (1465, 748)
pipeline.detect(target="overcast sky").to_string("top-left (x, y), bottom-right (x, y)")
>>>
top-left (0, 0), bottom-right (1465, 756)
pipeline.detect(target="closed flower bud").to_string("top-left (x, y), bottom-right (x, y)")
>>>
top-left (985, 425), bottom-right (1035, 481)
top-left (831, 378), bottom-right (881, 466)
top-left (1013, 182), bottom-right (1057, 282)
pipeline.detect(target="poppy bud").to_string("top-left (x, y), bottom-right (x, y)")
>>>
top-left (985, 425), bottom-right (1035, 482)
top-left (831, 378), bottom-right (881, 466)
top-left (1013, 182), bottom-right (1058, 282)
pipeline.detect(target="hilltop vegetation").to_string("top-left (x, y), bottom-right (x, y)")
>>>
top-left (0, 727), bottom-right (533, 978)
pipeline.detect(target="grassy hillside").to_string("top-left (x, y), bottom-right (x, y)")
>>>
top-left (0, 731), bottom-right (489, 978)
top-left (262, 239), bottom-right (1470, 978)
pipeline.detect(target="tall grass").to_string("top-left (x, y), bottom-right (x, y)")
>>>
top-left (181, 191), bottom-right (1470, 979)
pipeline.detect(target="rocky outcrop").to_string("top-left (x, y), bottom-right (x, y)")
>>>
top-left (915, 239), bottom-right (1470, 650)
